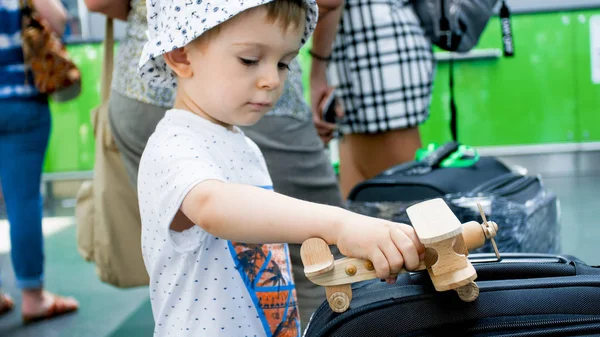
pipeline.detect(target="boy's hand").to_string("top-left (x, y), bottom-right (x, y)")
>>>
top-left (334, 214), bottom-right (425, 284)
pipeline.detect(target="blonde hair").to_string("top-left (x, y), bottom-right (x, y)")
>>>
top-left (195, 0), bottom-right (307, 47)
top-left (263, 0), bottom-right (307, 33)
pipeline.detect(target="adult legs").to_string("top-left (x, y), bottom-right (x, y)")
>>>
top-left (108, 91), bottom-right (167, 190)
top-left (0, 96), bottom-right (77, 319)
top-left (338, 127), bottom-right (422, 199)
top-left (241, 115), bottom-right (343, 331)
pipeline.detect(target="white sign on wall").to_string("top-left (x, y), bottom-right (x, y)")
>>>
top-left (591, 15), bottom-right (600, 84)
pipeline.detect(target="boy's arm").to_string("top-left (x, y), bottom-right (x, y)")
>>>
top-left (180, 180), bottom-right (424, 280)
top-left (181, 180), bottom-right (343, 245)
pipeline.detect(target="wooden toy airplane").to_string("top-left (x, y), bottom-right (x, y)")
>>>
top-left (300, 198), bottom-right (500, 313)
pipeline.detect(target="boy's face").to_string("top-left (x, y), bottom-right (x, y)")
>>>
top-left (174, 7), bottom-right (305, 128)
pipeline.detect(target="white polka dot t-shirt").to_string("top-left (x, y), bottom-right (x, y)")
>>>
top-left (138, 109), bottom-right (300, 337)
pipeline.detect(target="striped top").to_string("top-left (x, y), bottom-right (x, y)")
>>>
top-left (0, 0), bottom-right (37, 99)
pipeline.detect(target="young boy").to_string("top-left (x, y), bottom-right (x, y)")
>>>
top-left (137, 0), bottom-right (424, 335)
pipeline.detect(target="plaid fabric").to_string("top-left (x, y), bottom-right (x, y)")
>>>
top-left (329, 0), bottom-right (435, 134)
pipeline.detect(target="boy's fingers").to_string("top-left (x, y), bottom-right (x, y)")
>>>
top-left (369, 249), bottom-right (390, 280)
top-left (380, 240), bottom-right (404, 277)
top-left (397, 223), bottom-right (425, 255)
top-left (390, 226), bottom-right (420, 271)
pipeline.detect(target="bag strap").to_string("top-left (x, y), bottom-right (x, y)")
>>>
top-left (500, 0), bottom-right (515, 57)
top-left (447, 0), bottom-right (514, 141)
top-left (100, 18), bottom-right (114, 103)
top-left (18, 0), bottom-right (34, 16)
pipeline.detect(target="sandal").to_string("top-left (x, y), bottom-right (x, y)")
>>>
top-left (22, 294), bottom-right (78, 324)
top-left (0, 293), bottom-right (14, 316)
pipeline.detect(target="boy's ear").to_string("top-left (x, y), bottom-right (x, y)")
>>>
top-left (163, 47), bottom-right (193, 78)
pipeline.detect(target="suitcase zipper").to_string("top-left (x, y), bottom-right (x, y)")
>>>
top-left (489, 176), bottom-right (538, 198)
top-left (469, 173), bottom-right (538, 197)
top-left (465, 316), bottom-right (600, 335)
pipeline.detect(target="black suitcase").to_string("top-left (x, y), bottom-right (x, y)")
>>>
top-left (348, 143), bottom-right (516, 203)
top-left (346, 142), bottom-right (560, 254)
top-left (304, 253), bottom-right (600, 337)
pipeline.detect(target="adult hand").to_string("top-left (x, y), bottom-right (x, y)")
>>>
top-left (84, 0), bottom-right (130, 21)
top-left (310, 62), bottom-right (343, 145)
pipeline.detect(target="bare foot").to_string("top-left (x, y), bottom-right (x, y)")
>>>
top-left (0, 293), bottom-right (14, 315)
top-left (21, 289), bottom-right (78, 323)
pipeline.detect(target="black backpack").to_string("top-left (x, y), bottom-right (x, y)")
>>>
top-left (411, 0), bottom-right (516, 140)
top-left (411, 0), bottom-right (514, 55)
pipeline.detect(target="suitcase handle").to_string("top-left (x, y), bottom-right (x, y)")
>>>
top-left (420, 141), bottom-right (461, 168)
top-left (470, 252), bottom-right (571, 265)
top-left (381, 142), bottom-right (461, 177)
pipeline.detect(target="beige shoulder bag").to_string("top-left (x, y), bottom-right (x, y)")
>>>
top-left (75, 18), bottom-right (149, 288)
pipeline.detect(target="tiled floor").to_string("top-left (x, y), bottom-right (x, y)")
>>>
top-left (0, 224), bottom-right (153, 337)
top-left (543, 174), bottom-right (600, 265)
top-left (0, 155), bottom-right (599, 337)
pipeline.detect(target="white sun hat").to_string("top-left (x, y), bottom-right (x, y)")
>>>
top-left (138, 0), bottom-right (318, 88)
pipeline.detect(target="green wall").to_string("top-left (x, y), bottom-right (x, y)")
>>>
top-left (45, 44), bottom-right (104, 173)
top-left (44, 9), bottom-right (600, 174)
top-left (421, 10), bottom-right (600, 146)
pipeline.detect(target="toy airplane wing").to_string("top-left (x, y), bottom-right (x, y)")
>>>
top-left (406, 198), bottom-right (463, 245)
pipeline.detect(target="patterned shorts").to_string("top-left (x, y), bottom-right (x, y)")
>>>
top-left (328, 0), bottom-right (436, 135)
